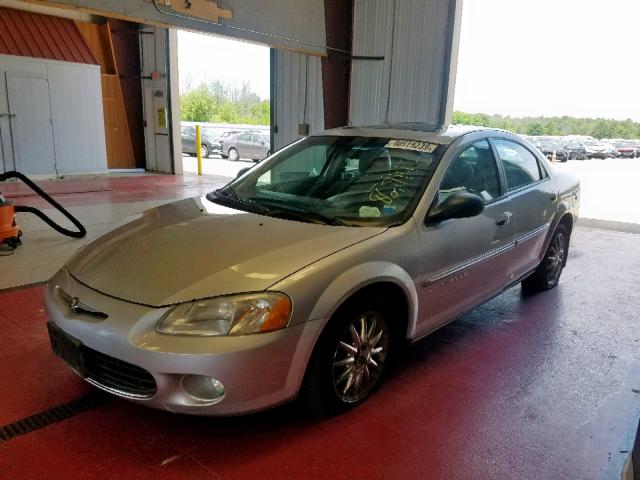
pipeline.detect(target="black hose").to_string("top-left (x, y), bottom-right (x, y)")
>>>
top-left (0, 170), bottom-right (87, 238)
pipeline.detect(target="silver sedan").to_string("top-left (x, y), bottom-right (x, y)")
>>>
top-left (46, 124), bottom-right (580, 416)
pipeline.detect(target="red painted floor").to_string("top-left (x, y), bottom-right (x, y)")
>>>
top-left (1, 173), bottom-right (228, 209)
top-left (0, 227), bottom-right (639, 478)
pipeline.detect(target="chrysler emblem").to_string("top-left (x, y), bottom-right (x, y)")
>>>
top-left (69, 296), bottom-right (80, 313)
top-left (56, 287), bottom-right (108, 319)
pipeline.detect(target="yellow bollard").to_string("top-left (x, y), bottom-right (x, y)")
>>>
top-left (196, 125), bottom-right (203, 176)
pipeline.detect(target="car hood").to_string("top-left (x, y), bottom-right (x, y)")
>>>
top-left (66, 197), bottom-right (386, 307)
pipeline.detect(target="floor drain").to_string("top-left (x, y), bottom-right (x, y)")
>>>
top-left (0, 392), bottom-right (110, 442)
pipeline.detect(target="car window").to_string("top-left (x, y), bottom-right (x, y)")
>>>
top-left (228, 136), bottom-right (445, 227)
top-left (239, 133), bottom-right (251, 142)
top-left (494, 139), bottom-right (543, 191)
top-left (439, 140), bottom-right (501, 203)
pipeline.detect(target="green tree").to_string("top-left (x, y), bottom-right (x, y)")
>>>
top-left (452, 111), bottom-right (640, 139)
top-left (180, 81), bottom-right (271, 126)
top-left (180, 85), bottom-right (217, 122)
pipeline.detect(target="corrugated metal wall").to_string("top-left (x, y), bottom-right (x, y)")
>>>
top-left (350, 0), bottom-right (461, 127)
top-left (273, 50), bottom-right (324, 151)
top-left (140, 25), bottom-right (175, 173)
top-left (0, 6), bottom-right (98, 65)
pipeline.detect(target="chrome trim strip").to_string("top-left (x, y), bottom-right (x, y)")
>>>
top-left (514, 222), bottom-right (550, 245)
top-left (422, 222), bottom-right (550, 287)
top-left (561, 188), bottom-right (579, 200)
top-left (85, 377), bottom-right (155, 400)
top-left (423, 241), bottom-right (515, 286)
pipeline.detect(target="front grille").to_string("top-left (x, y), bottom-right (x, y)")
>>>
top-left (84, 348), bottom-right (157, 399)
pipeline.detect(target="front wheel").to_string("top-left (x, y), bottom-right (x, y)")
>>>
top-left (228, 148), bottom-right (239, 162)
top-left (299, 300), bottom-right (393, 416)
top-left (522, 224), bottom-right (569, 293)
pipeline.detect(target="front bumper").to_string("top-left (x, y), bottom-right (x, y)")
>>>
top-left (45, 269), bottom-right (324, 415)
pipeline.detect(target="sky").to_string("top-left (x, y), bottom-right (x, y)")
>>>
top-left (454, 0), bottom-right (640, 121)
top-left (177, 31), bottom-right (270, 99)
top-left (178, 0), bottom-right (640, 121)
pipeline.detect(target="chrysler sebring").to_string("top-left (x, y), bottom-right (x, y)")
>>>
top-left (46, 124), bottom-right (580, 416)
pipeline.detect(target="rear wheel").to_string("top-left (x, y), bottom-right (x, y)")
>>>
top-left (200, 144), bottom-right (209, 158)
top-left (299, 299), bottom-right (393, 416)
top-left (522, 224), bottom-right (569, 293)
top-left (228, 148), bottom-right (239, 162)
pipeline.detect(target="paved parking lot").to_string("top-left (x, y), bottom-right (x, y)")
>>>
top-left (182, 154), bottom-right (255, 179)
top-left (554, 157), bottom-right (640, 225)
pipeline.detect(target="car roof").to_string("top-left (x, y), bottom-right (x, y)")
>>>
top-left (316, 123), bottom-right (508, 145)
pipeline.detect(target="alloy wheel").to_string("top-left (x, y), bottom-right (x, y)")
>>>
top-left (545, 233), bottom-right (566, 285)
top-left (332, 312), bottom-right (389, 403)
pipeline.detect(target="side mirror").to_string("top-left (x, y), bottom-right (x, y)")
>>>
top-left (236, 167), bottom-right (251, 178)
top-left (426, 192), bottom-right (485, 225)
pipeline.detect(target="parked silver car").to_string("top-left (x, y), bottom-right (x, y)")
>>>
top-left (46, 125), bottom-right (579, 416)
top-left (221, 131), bottom-right (270, 162)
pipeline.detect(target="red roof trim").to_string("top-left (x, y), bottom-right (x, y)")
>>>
top-left (0, 7), bottom-right (98, 65)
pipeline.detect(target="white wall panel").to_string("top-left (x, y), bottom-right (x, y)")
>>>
top-left (47, 62), bottom-right (107, 174)
top-left (273, 50), bottom-right (324, 151)
top-left (350, 0), bottom-right (462, 127)
top-left (0, 54), bottom-right (107, 175)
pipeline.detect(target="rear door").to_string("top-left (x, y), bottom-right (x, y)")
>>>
top-left (491, 138), bottom-right (557, 280)
top-left (6, 74), bottom-right (56, 175)
top-left (417, 139), bottom-right (515, 335)
top-left (252, 133), bottom-right (269, 159)
top-left (237, 133), bottom-right (253, 159)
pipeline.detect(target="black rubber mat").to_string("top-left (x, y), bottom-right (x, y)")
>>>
top-left (0, 392), bottom-right (110, 442)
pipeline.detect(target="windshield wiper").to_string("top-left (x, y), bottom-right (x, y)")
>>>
top-left (249, 199), bottom-right (351, 226)
top-left (273, 208), bottom-right (350, 226)
top-left (208, 189), bottom-right (271, 215)
top-left (210, 190), bottom-right (351, 226)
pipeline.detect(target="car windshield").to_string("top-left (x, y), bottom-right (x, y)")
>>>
top-left (209, 135), bottom-right (445, 227)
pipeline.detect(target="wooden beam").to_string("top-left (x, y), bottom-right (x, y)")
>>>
top-left (165, 0), bottom-right (232, 22)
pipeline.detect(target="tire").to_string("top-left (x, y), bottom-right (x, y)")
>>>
top-left (200, 144), bottom-right (209, 158)
top-left (299, 298), bottom-right (394, 416)
top-left (228, 148), bottom-right (239, 162)
top-left (522, 224), bottom-right (569, 293)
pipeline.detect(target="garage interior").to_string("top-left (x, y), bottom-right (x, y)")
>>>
top-left (0, 0), bottom-right (639, 479)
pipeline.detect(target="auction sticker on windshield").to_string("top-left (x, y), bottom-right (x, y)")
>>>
top-left (385, 139), bottom-right (439, 153)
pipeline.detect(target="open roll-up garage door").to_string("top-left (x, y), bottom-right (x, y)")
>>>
top-left (5, 0), bottom-right (463, 172)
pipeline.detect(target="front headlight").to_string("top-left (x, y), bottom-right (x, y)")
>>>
top-left (155, 292), bottom-right (292, 336)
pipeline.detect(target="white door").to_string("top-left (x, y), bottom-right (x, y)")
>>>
top-left (6, 74), bottom-right (56, 175)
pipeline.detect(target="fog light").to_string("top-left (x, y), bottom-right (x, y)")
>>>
top-left (180, 375), bottom-right (225, 403)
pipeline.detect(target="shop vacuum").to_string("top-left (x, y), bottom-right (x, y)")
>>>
top-left (0, 171), bottom-right (86, 254)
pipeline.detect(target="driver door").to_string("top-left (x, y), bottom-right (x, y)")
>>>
top-left (416, 139), bottom-right (515, 336)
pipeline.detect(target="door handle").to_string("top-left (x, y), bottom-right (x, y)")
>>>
top-left (496, 212), bottom-right (512, 227)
